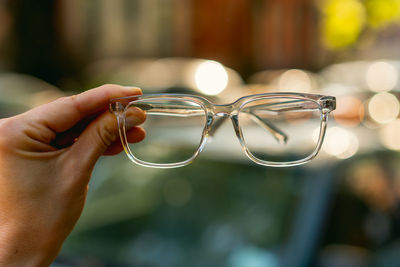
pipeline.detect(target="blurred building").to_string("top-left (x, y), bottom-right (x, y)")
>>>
top-left (0, 0), bottom-right (324, 87)
top-left (58, 0), bottom-right (322, 74)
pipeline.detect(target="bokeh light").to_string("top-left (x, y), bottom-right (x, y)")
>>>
top-left (347, 160), bottom-right (394, 211)
top-left (321, 126), bottom-right (360, 159)
top-left (368, 92), bottom-right (400, 124)
top-left (278, 69), bottom-right (312, 92)
top-left (336, 131), bottom-right (359, 159)
top-left (332, 96), bottom-right (364, 127)
top-left (194, 60), bottom-right (228, 95)
top-left (366, 61), bottom-right (398, 92)
top-left (379, 119), bottom-right (400, 150)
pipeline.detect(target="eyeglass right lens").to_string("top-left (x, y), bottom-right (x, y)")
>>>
top-left (239, 97), bottom-right (322, 163)
top-left (124, 98), bottom-right (207, 165)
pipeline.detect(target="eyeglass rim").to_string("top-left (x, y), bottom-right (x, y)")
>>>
top-left (237, 110), bottom-right (329, 167)
top-left (115, 98), bottom-right (208, 168)
top-left (110, 92), bottom-right (336, 168)
top-left (110, 92), bottom-right (336, 110)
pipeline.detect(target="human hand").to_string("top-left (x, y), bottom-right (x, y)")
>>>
top-left (0, 84), bottom-right (145, 266)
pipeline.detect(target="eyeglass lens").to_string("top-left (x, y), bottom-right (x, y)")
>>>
top-left (124, 98), bottom-right (207, 164)
top-left (239, 97), bottom-right (322, 163)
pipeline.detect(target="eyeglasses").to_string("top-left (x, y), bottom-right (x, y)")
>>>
top-left (109, 92), bottom-right (336, 168)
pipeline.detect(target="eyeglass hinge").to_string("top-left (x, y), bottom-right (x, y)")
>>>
top-left (320, 96), bottom-right (336, 113)
top-left (110, 102), bottom-right (124, 114)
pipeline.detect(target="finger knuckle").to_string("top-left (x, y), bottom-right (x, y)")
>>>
top-left (61, 94), bottom-right (84, 114)
top-left (97, 119), bottom-right (118, 148)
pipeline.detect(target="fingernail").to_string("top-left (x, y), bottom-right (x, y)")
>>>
top-left (123, 86), bottom-right (142, 93)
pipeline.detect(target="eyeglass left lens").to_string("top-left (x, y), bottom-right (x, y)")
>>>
top-left (124, 98), bottom-right (207, 165)
top-left (239, 97), bottom-right (323, 164)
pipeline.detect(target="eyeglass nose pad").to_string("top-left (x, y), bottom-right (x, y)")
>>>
top-left (207, 116), bottom-right (227, 138)
top-left (229, 114), bottom-right (247, 147)
top-left (230, 115), bottom-right (240, 136)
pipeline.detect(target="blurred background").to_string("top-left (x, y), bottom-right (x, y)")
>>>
top-left (1, 0), bottom-right (400, 266)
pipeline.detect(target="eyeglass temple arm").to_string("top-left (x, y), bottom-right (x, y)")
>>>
top-left (248, 112), bottom-right (288, 144)
top-left (247, 97), bottom-right (336, 113)
top-left (245, 99), bottom-right (316, 113)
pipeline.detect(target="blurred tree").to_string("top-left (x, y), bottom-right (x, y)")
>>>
top-left (365, 0), bottom-right (400, 28)
top-left (319, 0), bottom-right (400, 49)
top-left (320, 0), bottom-right (366, 49)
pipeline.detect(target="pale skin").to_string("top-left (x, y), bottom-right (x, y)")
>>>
top-left (0, 84), bottom-right (146, 266)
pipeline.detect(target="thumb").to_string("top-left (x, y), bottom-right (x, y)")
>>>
top-left (68, 109), bottom-right (144, 171)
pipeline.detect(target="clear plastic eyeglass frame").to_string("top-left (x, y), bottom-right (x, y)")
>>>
top-left (110, 92), bottom-right (336, 168)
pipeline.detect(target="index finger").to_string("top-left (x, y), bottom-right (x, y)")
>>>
top-left (28, 84), bottom-right (141, 133)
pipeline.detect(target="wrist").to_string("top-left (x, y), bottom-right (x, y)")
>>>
top-left (0, 221), bottom-right (62, 267)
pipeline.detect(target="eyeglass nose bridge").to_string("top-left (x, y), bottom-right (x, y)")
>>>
top-left (212, 103), bottom-right (236, 116)
top-left (207, 104), bottom-right (242, 139)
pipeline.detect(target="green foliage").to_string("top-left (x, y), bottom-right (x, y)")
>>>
top-left (365, 0), bottom-right (400, 28)
top-left (321, 0), bottom-right (366, 49)
top-left (320, 0), bottom-right (400, 49)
